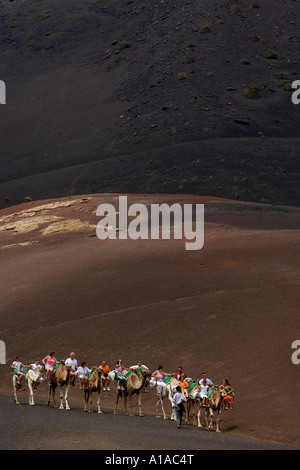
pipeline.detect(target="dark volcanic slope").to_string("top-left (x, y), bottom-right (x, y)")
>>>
top-left (0, 0), bottom-right (299, 208)
top-left (0, 195), bottom-right (300, 446)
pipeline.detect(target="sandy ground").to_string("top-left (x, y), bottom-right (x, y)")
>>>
top-left (0, 194), bottom-right (299, 448)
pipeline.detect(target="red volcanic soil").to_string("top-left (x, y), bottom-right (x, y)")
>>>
top-left (0, 194), bottom-right (300, 447)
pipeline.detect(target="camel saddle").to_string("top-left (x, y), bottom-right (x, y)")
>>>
top-left (187, 381), bottom-right (198, 395)
top-left (163, 375), bottom-right (173, 385)
top-left (207, 387), bottom-right (217, 398)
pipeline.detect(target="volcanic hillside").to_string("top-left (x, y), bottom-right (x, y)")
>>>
top-left (0, 195), bottom-right (300, 446)
top-left (0, 0), bottom-right (299, 208)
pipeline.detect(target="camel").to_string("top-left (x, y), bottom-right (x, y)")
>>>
top-left (148, 376), bottom-right (168, 420)
top-left (202, 387), bottom-right (228, 432)
top-left (46, 362), bottom-right (72, 410)
top-left (83, 367), bottom-right (102, 414)
top-left (26, 365), bottom-right (44, 406)
top-left (185, 382), bottom-right (201, 426)
top-left (113, 369), bottom-right (151, 417)
top-left (186, 386), bottom-right (227, 430)
top-left (148, 375), bottom-right (176, 420)
top-left (12, 365), bottom-right (43, 405)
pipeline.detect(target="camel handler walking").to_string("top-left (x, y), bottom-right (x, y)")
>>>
top-left (172, 385), bottom-right (186, 429)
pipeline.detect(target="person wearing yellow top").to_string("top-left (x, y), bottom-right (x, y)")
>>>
top-left (99, 360), bottom-right (111, 391)
top-left (177, 375), bottom-right (189, 397)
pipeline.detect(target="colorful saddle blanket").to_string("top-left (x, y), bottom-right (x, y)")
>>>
top-left (11, 367), bottom-right (30, 375)
top-left (207, 387), bottom-right (216, 398)
top-left (163, 375), bottom-right (174, 385)
top-left (53, 362), bottom-right (63, 373)
top-left (187, 381), bottom-right (198, 394)
top-left (124, 369), bottom-right (134, 379)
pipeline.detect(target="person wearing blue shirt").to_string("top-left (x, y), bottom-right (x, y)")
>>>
top-left (172, 385), bottom-right (187, 428)
top-left (199, 372), bottom-right (214, 387)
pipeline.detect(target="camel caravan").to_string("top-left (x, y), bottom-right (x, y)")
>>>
top-left (11, 354), bottom-right (234, 432)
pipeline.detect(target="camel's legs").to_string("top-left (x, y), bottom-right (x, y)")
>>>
top-left (52, 385), bottom-right (57, 408)
top-left (113, 390), bottom-right (121, 414)
top-left (14, 391), bottom-right (20, 405)
top-left (207, 408), bottom-right (214, 430)
top-left (28, 381), bottom-right (34, 406)
top-left (205, 409), bottom-right (210, 429)
top-left (156, 397), bottom-right (166, 419)
top-left (215, 411), bottom-right (221, 432)
top-left (155, 397), bottom-right (160, 418)
top-left (58, 384), bottom-right (70, 410)
top-left (46, 386), bottom-right (50, 406)
top-left (197, 405), bottom-right (203, 428)
top-left (137, 392), bottom-right (144, 417)
top-left (84, 389), bottom-right (89, 411)
top-left (186, 399), bottom-right (197, 424)
top-left (163, 403), bottom-right (168, 420)
top-left (159, 397), bottom-right (168, 420)
top-left (88, 391), bottom-right (92, 412)
top-left (192, 410), bottom-right (197, 426)
top-left (170, 405), bottom-right (176, 421)
top-left (97, 390), bottom-right (102, 414)
top-left (64, 384), bottom-right (70, 410)
top-left (13, 377), bottom-right (20, 405)
top-left (207, 408), bottom-right (222, 431)
top-left (58, 384), bottom-right (64, 409)
top-left (123, 392), bottom-right (130, 416)
top-left (168, 391), bottom-right (176, 420)
top-left (185, 401), bottom-right (191, 424)
top-left (128, 394), bottom-right (134, 416)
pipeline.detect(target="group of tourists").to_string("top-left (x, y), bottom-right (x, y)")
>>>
top-left (11, 354), bottom-right (151, 391)
top-left (11, 352), bottom-right (234, 429)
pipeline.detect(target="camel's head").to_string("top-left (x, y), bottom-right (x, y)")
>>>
top-left (219, 387), bottom-right (228, 399)
top-left (209, 388), bottom-right (226, 409)
top-left (149, 377), bottom-right (157, 389)
top-left (140, 369), bottom-right (151, 379)
top-left (108, 370), bottom-right (116, 381)
top-left (65, 364), bottom-right (72, 372)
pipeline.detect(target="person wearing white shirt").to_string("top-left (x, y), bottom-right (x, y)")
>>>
top-left (130, 360), bottom-right (148, 371)
top-left (11, 356), bottom-right (30, 387)
top-left (77, 361), bottom-right (92, 389)
top-left (65, 352), bottom-right (78, 385)
top-left (172, 385), bottom-right (187, 428)
top-left (199, 372), bottom-right (214, 387)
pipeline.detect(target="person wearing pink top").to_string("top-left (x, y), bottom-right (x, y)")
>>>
top-left (42, 350), bottom-right (57, 381)
top-left (151, 365), bottom-right (172, 398)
